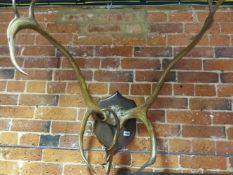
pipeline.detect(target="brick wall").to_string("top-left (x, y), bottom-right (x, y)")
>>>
top-left (0, 5), bottom-right (233, 175)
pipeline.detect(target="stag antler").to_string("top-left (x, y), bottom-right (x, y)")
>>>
top-left (7, 0), bottom-right (121, 173)
top-left (7, 0), bottom-right (224, 174)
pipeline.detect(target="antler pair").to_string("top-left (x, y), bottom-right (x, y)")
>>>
top-left (7, 0), bottom-right (224, 174)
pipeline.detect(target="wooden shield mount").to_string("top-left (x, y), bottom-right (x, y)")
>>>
top-left (94, 91), bottom-right (136, 151)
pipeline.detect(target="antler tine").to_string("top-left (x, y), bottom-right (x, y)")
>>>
top-left (142, 0), bottom-right (225, 110)
top-left (12, 0), bottom-right (20, 18)
top-left (29, 0), bottom-right (37, 18)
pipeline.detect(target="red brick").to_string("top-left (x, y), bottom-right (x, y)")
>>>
top-left (178, 72), bottom-right (218, 83)
top-left (153, 83), bottom-right (172, 96)
top-left (66, 82), bottom-right (82, 94)
top-left (24, 57), bottom-right (59, 68)
top-left (204, 59), bottom-right (233, 71)
top-left (47, 82), bottom-right (66, 94)
top-left (59, 95), bottom-right (85, 107)
top-left (150, 23), bottom-right (183, 33)
top-left (74, 35), bottom-right (112, 45)
top-left (216, 141), bottom-right (233, 154)
top-left (174, 84), bottom-right (194, 96)
top-left (7, 81), bottom-right (25, 92)
top-left (127, 138), bottom-right (150, 151)
top-left (163, 59), bottom-right (202, 70)
top-left (147, 110), bottom-right (165, 122)
top-left (130, 84), bottom-right (151, 95)
top-left (167, 111), bottom-right (211, 125)
top-left (57, 46), bottom-right (93, 57)
top-left (138, 123), bottom-right (180, 137)
top-left (16, 70), bottom-right (52, 81)
top-left (62, 58), bottom-right (100, 69)
top-left (95, 70), bottom-right (133, 82)
top-left (11, 120), bottom-right (50, 132)
top-left (147, 35), bottom-right (167, 46)
top-left (213, 112), bottom-right (233, 124)
top-left (169, 12), bottom-right (194, 22)
top-left (227, 127), bottom-right (233, 140)
top-left (88, 83), bottom-right (108, 95)
top-left (221, 72), bottom-right (233, 83)
top-left (101, 58), bottom-right (120, 69)
top-left (209, 35), bottom-right (230, 46)
top-left (180, 155), bottom-right (227, 170)
top-left (0, 94), bottom-right (18, 105)
top-left (136, 71), bottom-right (175, 82)
top-left (2, 148), bottom-right (42, 161)
top-left (168, 34), bottom-right (193, 46)
top-left (192, 139), bottom-right (216, 153)
top-left (112, 152), bottom-right (131, 165)
top-left (174, 47), bottom-right (214, 58)
top-left (22, 46), bottom-right (55, 56)
top-left (52, 121), bottom-right (80, 133)
top-left (122, 58), bottom-right (160, 69)
top-left (190, 98), bottom-right (231, 111)
top-left (96, 46), bottom-right (132, 57)
top-left (221, 23), bottom-right (233, 33)
top-left (113, 35), bottom-right (146, 46)
top-left (134, 47), bottom-right (172, 57)
top-left (83, 136), bottom-right (102, 149)
top-left (218, 85), bottom-right (233, 97)
top-left (182, 125), bottom-right (225, 138)
top-left (0, 106), bottom-right (34, 118)
top-left (169, 139), bottom-right (191, 152)
top-left (87, 24), bottom-right (120, 33)
top-left (195, 84), bottom-right (216, 96)
top-left (27, 81), bottom-right (46, 93)
top-left (151, 97), bottom-right (187, 109)
top-left (19, 94), bottom-right (58, 106)
top-left (0, 81), bottom-right (6, 91)
top-left (15, 34), bottom-right (35, 45)
top-left (54, 70), bottom-right (93, 81)
top-left (147, 12), bottom-right (167, 22)
top-left (46, 23), bottom-right (80, 33)
top-left (109, 83), bottom-right (129, 94)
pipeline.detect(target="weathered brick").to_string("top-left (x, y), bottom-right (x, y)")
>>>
top-left (88, 83), bottom-right (108, 95)
top-left (147, 12), bottom-right (167, 22)
top-left (227, 127), bottom-right (233, 140)
top-left (96, 46), bottom-right (132, 57)
top-left (56, 46), bottom-right (93, 57)
top-left (0, 132), bottom-right (18, 144)
top-left (109, 83), bottom-right (129, 94)
top-left (180, 156), bottom-right (227, 170)
top-left (87, 24), bottom-right (120, 33)
top-left (0, 106), bottom-right (34, 118)
top-left (101, 58), bottom-right (120, 69)
top-left (0, 119), bottom-right (10, 131)
top-left (24, 57), bottom-right (59, 68)
top-left (27, 81), bottom-right (46, 93)
top-left (60, 135), bottom-right (78, 148)
top-left (192, 139), bottom-right (216, 153)
top-left (20, 133), bottom-right (40, 146)
top-left (40, 135), bottom-right (60, 147)
top-left (130, 84), bottom-right (151, 95)
top-left (0, 94), bottom-right (18, 105)
top-left (52, 121), bottom-right (80, 133)
top-left (19, 94), bottom-right (58, 106)
top-left (22, 46), bottom-right (55, 56)
top-left (95, 70), bottom-right (133, 82)
top-left (134, 47), bottom-right (172, 57)
top-left (74, 35), bottom-right (112, 45)
top-left (218, 85), bottom-right (233, 97)
top-left (16, 70), bottom-right (52, 81)
top-left (35, 107), bottom-right (77, 120)
top-left (213, 112), bottom-right (233, 124)
top-left (167, 111), bottom-right (211, 125)
top-left (204, 59), bottom-right (233, 71)
top-left (66, 82), bottom-right (82, 94)
top-left (195, 84), bottom-right (216, 96)
top-left (0, 81), bottom-right (6, 91)
top-left (215, 47), bottom-right (233, 58)
top-left (174, 47), bottom-right (214, 57)
top-left (182, 126), bottom-right (225, 138)
top-left (209, 35), bottom-right (230, 46)
top-left (220, 73), bottom-right (233, 83)
top-left (0, 161), bottom-right (19, 175)
top-left (54, 70), bottom-right (93, 81)
top-left (151, 97), bottom-right (187, 109)
top-left (43, 149), bottom-right (82, 162)
top-left (47, 23), bottom-right (80, 33)
top-left (147, 35), bottom-right (166, 46)
top-left (22, 163), bottom-right (62, 175)
top-left (2, 148), bottom-right (42, 161)
top-left (7, 81), bottom-right (25, 92)
top-left (0, 69), bottom-right (15, 79)
top-left (178, 72), bottom-right (218, 83)
top-left (163, 59), bottom-right (202, 70)
top-left (11, 120), bottom-right (51, 132)
top-left (136, 71), bottom-right (176, 82)
top-left (113, 35), bottom-right (146, 46)
top-left (169, 139), bottom-right (191, 153)
top-left (150, 23), bottom-right (183, 33)
top-left (59, 95), bottom-right (85, 107)
top-left (62, 58), bottom-right (100, 69)
top-left (216, 141), bottom-right (233, 154)
top-left (112, 152), bottom-right (131, 165)
top-left (174, 83), bottom-right (194, 96)
top-left (190, 98), bottom-right (232, 111)
top-left (0, 57), bottom-right (23, 67)
top-left (169, 12), bottom-right (194, 22)
top-left (122, 58), bottom-right (160, 69)
top-left (127, 137), bottom-right (150, 151)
